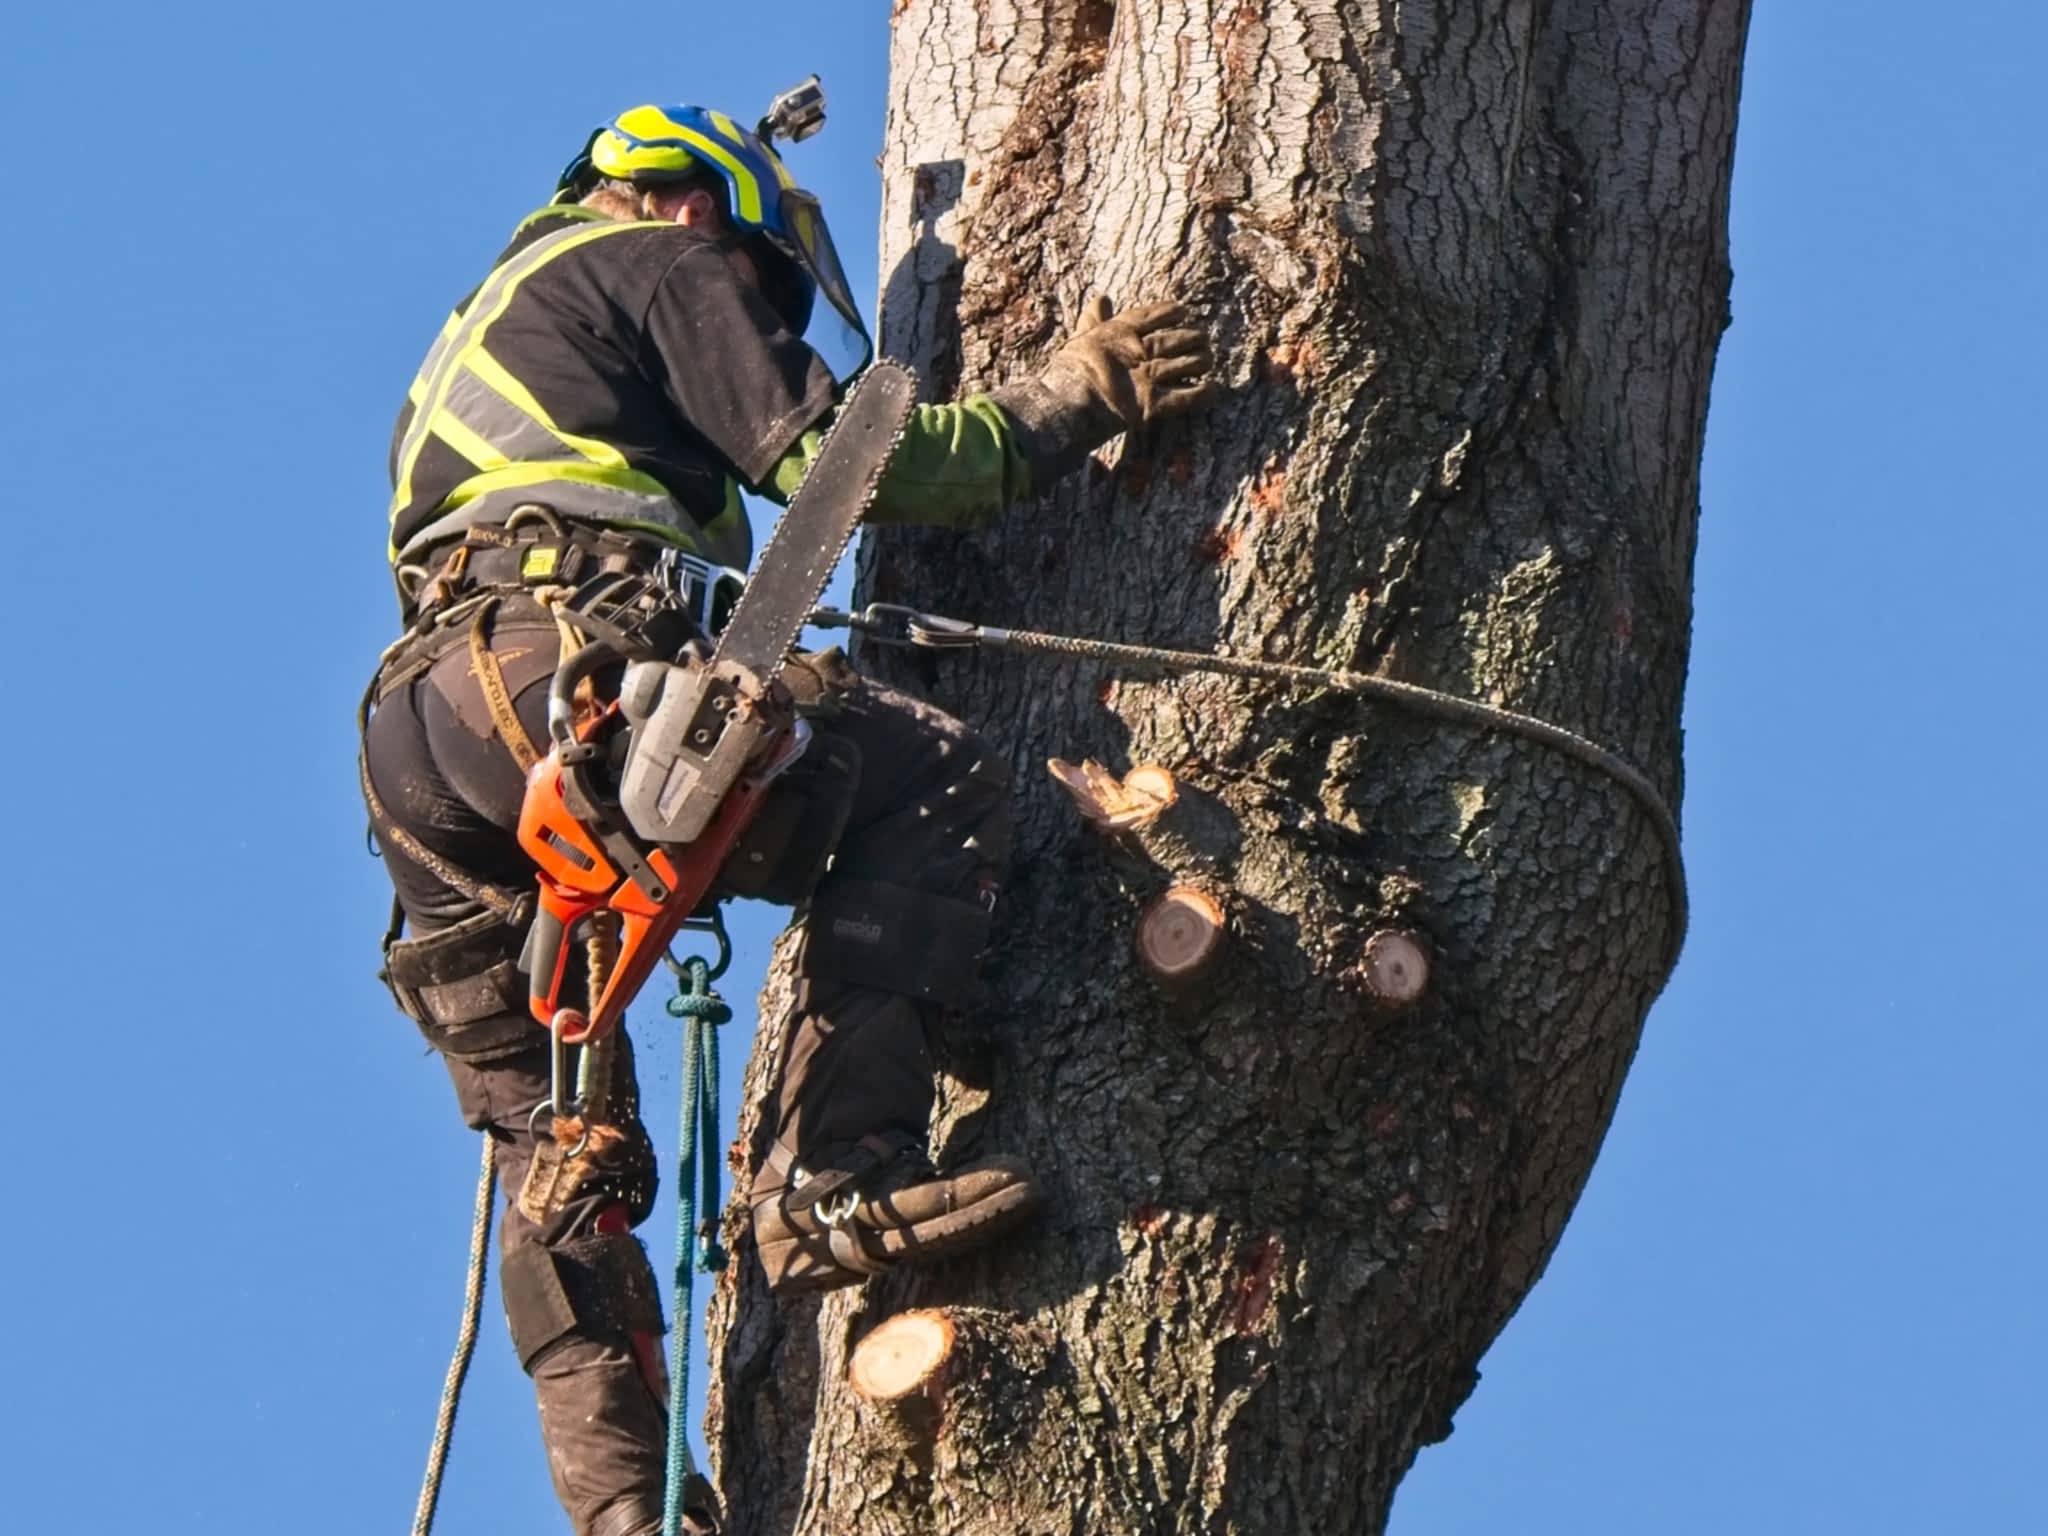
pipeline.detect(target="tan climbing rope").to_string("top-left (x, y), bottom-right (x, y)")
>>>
top-left (814, 601), bottom-right (1689, 971)
top-left (412, 1134), bottom-right (495, 1536)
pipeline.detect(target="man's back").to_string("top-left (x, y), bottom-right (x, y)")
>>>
top-left (389, 212), bottom-right (835, 570)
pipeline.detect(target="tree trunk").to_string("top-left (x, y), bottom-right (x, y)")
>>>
top-left (707, 2), bottom-right (1749, 1531)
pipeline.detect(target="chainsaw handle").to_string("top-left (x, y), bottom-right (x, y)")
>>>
top-left (524, 889), bottom-right (594, 1027)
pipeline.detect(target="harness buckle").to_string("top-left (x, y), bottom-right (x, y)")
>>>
top-left (815, 1188), bottom-right (859, 1229)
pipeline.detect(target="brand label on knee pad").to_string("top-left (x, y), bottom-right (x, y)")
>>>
top-left (799, 877), bottom-right (990, 1007)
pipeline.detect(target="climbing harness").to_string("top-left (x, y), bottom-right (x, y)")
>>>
top-left (812, 600), bottom-right (1689, 970)
top-left (661, 920), bottom-right (734, 1536)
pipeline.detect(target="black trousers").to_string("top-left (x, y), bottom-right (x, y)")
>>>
top-left (363, 601), bottom-right (1009, 1536)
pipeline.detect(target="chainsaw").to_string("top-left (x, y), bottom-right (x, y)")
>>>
top-left (516, 361), bottom-right (916, 1045)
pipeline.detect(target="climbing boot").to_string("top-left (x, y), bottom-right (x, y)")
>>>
top-left (586, 1472), bottom-right (719, 1536)
top-left (677, 1473), bottom-right (724, 1536)
top-left (752, 1134), bottom-right (1042, 1294)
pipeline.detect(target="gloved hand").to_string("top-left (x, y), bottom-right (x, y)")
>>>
top-left (1041, 295), bottom-right (1217, 432)
top-left (989, 294), bottom-right (1219, 490)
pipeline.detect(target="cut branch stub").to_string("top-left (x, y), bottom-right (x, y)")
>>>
top-left (847, 1307), bottom-right (1061, 1459)
top-left (1048, 758), bottom-right (1178, 830)
top-left (1137, 884), bottom-right (1229, 989)
top-left (1359, 928), bottom-right (1430, 1012)
top-left (850, 1309), bottom-right (958, 1405)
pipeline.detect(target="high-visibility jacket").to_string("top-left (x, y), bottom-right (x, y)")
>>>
top-left (388, 207), bottom-right (837, 569)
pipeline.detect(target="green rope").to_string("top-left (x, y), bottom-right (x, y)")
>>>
top-left (662, 926), bottom-right (732, 1536)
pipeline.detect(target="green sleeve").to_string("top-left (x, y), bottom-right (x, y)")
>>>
top-left (762, 394), bottom-right (1034, 526)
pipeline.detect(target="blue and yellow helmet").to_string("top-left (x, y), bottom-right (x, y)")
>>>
top-left (556, 102), bottom-right (871, 376)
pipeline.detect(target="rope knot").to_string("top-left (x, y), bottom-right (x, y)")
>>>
top-left (665, 989), bottom-right (732, 1026)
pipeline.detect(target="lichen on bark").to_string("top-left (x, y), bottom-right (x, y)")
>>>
top-left (706, 3), bottom-right (1750, 1531)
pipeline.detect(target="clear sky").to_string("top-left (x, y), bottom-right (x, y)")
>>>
top-left (1, 3), bottom-right (2040, 1533)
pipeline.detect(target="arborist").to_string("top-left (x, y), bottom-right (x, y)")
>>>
top-left (360, 92), bottom-right (1215, 1536)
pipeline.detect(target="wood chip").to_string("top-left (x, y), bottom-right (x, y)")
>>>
top-left (1047, 758), bottom-right (1179, 830)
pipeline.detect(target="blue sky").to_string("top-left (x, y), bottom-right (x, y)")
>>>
top-left (2, 3), bottom-right (2040, 1533)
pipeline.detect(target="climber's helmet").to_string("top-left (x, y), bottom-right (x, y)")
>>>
top-left (555, 94), bottom-right (871, 380)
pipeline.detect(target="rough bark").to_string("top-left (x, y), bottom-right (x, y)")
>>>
top-left (708, 2), bottom-right (1748, 1532)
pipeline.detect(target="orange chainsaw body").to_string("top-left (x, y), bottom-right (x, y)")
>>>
top-left (516, 708), bottom-right (785, 1043)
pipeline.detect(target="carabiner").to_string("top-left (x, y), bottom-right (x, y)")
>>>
top-left (904, 609), bottom-right (986, 649)
top-left (527, 1008), bottom-right (592, 1158)
top-left (665, 905), bottom-right (734, 984)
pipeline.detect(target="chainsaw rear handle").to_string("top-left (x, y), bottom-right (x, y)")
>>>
top-left (520, 887), bottom-right (596, 1032)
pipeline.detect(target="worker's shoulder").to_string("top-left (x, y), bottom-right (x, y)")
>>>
top-left (552, 227), bottom-right (764, 343)
top-left (552, 219), bottom-right (726, 276)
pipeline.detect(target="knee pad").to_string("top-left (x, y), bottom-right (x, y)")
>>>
top-left (796, 876), bottom-right (993, 1009)
top-left (830, 745), bottom-right (1012, 896)
top-left (500, 1230), bottom-right (666, 1373)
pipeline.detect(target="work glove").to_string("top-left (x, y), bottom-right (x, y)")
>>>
top-left (989, 295), bottom-right (1219, 489)
top-left (1044, 295), bottom-right (1217, 432)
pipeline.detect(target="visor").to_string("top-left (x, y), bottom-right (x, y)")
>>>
top-left (770, 188), bottom-right (872, 382)
top-left (734, 236), bottom-right (807, 330)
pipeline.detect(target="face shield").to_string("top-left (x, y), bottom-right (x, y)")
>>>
top-left (768, 188), bottom-right (871, 383)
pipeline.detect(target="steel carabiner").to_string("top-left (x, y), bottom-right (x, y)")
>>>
top-left (526, 1007), bottom-right (593, 1158)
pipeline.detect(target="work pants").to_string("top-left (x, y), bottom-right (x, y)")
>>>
top-left (364, 604), bottom-right (1009, 1536)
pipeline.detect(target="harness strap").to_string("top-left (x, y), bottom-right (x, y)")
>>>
top-left (359, 752), bottom-right (526, 920)
top-left (761, 1130), bottom-right (920, 1211)
top-left (825, 1227), bottom-right (895, 1277)
top-left (468, 597), bottom-right (544, 773)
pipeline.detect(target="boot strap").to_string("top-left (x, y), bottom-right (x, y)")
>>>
top-left (766, 1130), bottom-right (921, 1214)
top-left (825, 1226), bottom-right (895, 1277)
